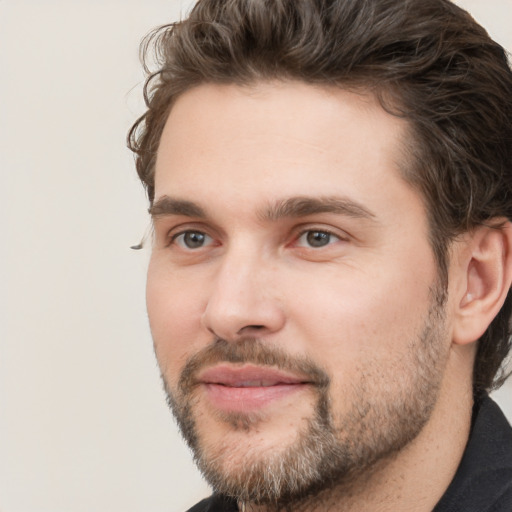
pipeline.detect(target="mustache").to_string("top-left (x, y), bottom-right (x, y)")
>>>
top-left (178, 337), bottom-right (330, 394)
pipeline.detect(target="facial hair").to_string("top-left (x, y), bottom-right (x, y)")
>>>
top-left (161, 286), bottom-right (449, 509)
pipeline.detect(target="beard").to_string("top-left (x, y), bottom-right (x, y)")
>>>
top-left (160, 286), bottom-right (449, 509)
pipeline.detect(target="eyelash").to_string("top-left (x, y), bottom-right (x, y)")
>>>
top-left (167, 227), bottom-right (346, 251)
top-left (170, 230), bottom-right (215, 249)
top-left (293, 228), bottom-right (343, 248)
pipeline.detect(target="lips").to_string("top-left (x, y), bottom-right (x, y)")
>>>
top-left (224, 380), bottom-right (286, 387)
top-left (199, 364), bottom-right (309, 386)
top-left (197, 364), bottom-right (311, 412)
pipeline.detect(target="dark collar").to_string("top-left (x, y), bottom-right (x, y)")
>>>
top-left (433, 395), bottom-right (512, 512)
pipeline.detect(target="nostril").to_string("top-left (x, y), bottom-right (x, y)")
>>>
top-left (238, 325), bottom-right (265, 334)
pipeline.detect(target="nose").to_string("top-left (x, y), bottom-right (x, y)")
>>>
top-left (200, 248), bottom-right (286, 341)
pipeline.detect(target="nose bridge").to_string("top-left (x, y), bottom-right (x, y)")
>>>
top-left (201, 239), bottom-right (284, 339)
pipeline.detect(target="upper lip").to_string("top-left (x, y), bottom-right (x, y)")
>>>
top-left (197, 364), bottom-right (311, 387)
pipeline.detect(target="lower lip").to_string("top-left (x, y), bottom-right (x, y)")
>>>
top-left (203, 383), bottom-right (309, 412)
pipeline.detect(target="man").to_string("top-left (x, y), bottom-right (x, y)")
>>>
top-left (128, 0), bottom-right (512, 510)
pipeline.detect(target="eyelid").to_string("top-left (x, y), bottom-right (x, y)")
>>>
top-left (160, 221), bottom-right (218, 247)
top-left (291, 225), bottom-right (350, 247)
top-left (171, 230), bottom-right (215, 250)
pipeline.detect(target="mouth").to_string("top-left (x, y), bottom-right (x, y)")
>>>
top-left (197, 364), bottom-right (313, 412)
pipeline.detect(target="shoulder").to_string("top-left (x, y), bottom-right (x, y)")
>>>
top-left (186, 495), bottom-right (238, 512)
top-left (488, 481), bottom-right (512, 512)
top-left (186, 497), bottom-right (211, 512)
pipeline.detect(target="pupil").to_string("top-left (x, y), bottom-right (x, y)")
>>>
top-left (307, 231), bottom-right (330, 247)
top-left (184, 232), bottom-right (205, 248)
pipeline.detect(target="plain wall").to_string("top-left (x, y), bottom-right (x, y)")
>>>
top-left (1, 1), bottom-right (510, 511)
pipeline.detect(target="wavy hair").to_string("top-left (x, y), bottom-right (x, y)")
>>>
top-left (128, 0), bottom-right (512, 392)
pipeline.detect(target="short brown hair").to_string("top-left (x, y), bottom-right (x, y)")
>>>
top-left (128, 0), bottom-right (512, 392)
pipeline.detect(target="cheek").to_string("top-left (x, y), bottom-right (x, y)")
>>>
top-left (146, 257), bottom-right (206, 379)
top-left (285, 256), bottom-right (437, 365)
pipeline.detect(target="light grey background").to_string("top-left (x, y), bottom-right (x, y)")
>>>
top-left (1, 1), bottom-right (510, 511)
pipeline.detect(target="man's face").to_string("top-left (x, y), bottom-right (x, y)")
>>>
top-left (147, 82), bottom-right (452, 504)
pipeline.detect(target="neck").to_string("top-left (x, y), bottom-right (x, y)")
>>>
top-left (243, 356), bottom-right (474, 512)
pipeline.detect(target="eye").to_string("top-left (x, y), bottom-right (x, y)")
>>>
top-left (296, 230), bottom-right (340, 248)
top-left (172, 230), bottom-right (214, 249)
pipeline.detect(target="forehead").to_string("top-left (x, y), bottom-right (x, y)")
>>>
top-left (154, 81), bottom-right (420, 223)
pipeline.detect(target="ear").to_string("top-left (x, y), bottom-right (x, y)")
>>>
top-left (452, 221), bottom-right (512, 346)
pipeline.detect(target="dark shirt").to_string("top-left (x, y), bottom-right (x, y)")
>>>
top-left (187, 396), bottom-right (512, 512)
top-left (187, 494), bottom-right (237, 512)
top-left (433, 395), bottom-right (512, 512)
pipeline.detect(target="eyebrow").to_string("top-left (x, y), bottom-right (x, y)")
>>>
top-left (149, 195), bottom-right (376, 222)
top-left (149, 196), bottom-right (207, 218)
top-left (260, 196), bottom-right (377, 222)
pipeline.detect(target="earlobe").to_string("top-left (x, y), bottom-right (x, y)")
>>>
top-left (452, 221), bottom-right (512, 346)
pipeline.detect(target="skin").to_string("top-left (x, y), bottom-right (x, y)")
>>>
top-left (147, 82), bottom-right (479, 511)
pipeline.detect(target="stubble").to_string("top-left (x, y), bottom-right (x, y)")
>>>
top-left (161, 286), bottom-right (449, 509)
